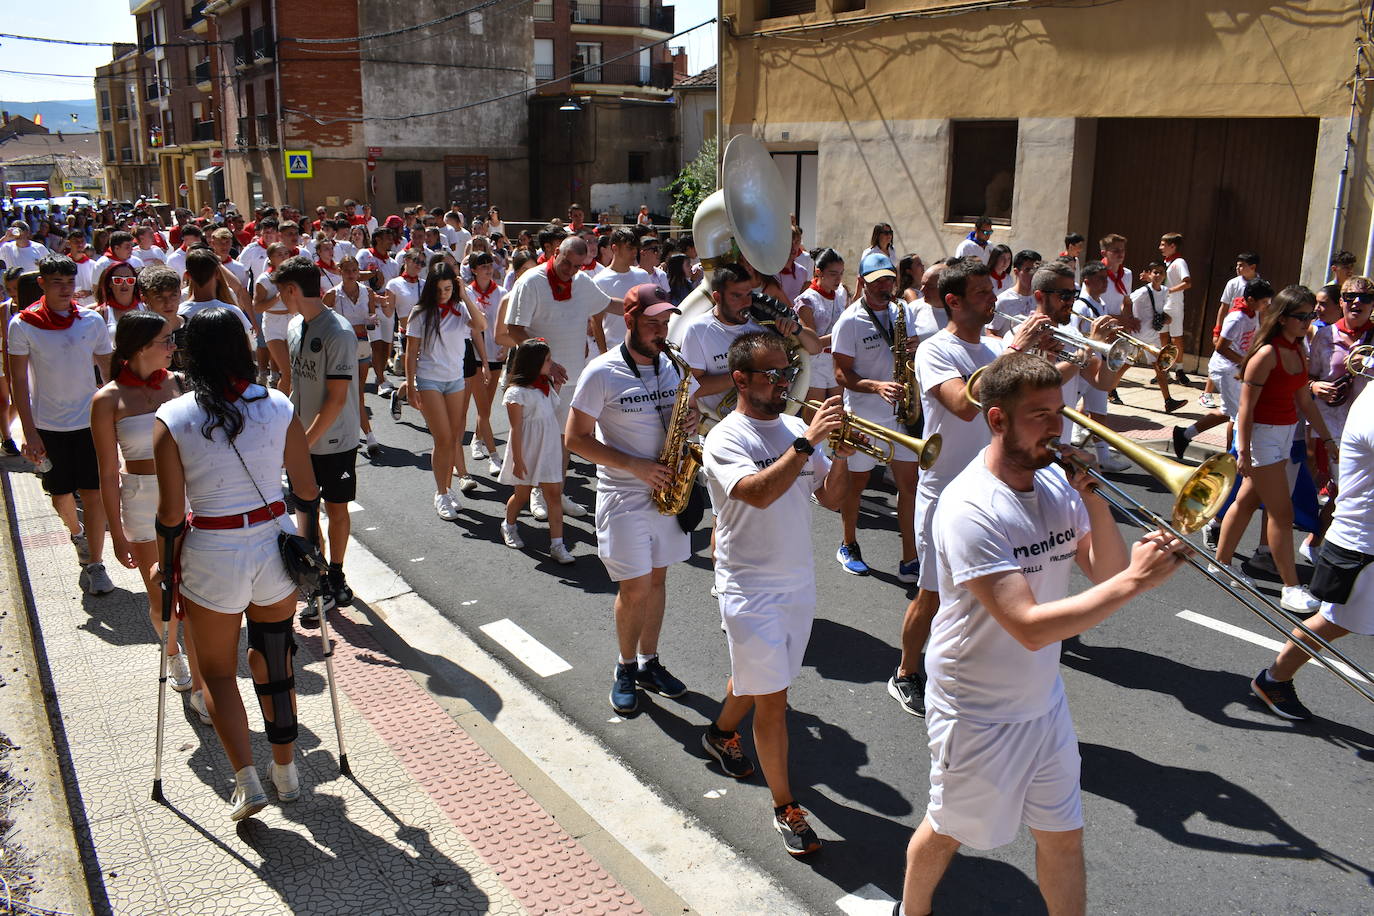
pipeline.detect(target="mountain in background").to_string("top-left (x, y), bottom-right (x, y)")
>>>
top-left (0, 99), bottom-right (99, 134)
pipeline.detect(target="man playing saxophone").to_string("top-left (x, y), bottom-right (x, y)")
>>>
top-left (831, 252), bottom-right (940, 580)
top-left (567, 285), bottom-right (697, 715)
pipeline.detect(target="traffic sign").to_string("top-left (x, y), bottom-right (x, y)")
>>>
top-left (178, 182), bottom-right (189, 196)
top-left (284, 149), bottom-right (313, 179)
top-left (367, 146), bottom-right (383, 158)
top-left (210, 148), bottom-right (224, 166)
top-left (366, 157), bottom-right (376, 172)
top-left (62, 180), bottom-right (75, 193)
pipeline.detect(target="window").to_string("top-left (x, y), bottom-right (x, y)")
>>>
top-left (395, 170), bottom-right (423, 203)
top-left (573, 0), bottom-right (602, 23)
top-left (99, 91), bottom-right (111, 123)
top-left (767, 0), bottom-right (815, 16)
top-left (833, 0), bottom-right (864, 11)
top-left (638, 48), bottom-right (651, 84)
top-left (627, 152), bottom-right (647, 183)
top-left (534, 39), bottom-right (555, 81)
top-left (574, 42), bottom-right (602, 82)
top-left (947, 120), bottom-right (1017, 224)
top-left (102, 131), bottom-right (115, 159)
top-left (533, 0), bottom-right (553, 19)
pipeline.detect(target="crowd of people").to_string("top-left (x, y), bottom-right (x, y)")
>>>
top-left (1, 193), bottom-right (1370, 915)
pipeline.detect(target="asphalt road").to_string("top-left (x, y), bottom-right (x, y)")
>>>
top-left (348, 383), bottom-right (1374, 916)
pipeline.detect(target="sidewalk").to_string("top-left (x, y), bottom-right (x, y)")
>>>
top-left (2, 467), bottom-right (681, 916)
top-left (1087, 366), bottom-right (1228, 459)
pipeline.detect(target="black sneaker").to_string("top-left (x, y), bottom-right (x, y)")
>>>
top-left (610, 662), bottom-right (639, 714)
top-left (1174, 370), bottom-right (1191, 387)
top-left (1251, 668), bottom-right (1312, 721)
top-left (1171, 426), bottom-right (1189, 460)
top-left (1108, 389), bottom-right (1124, 406)
top-left (1, 438), bottom-right (17, 457)
top-left (1164, 397), bottom-right (1187, 414)
top-left (1203, 522), bottom-right (1220, 551)
top-left (773, 803), bottom-right (822, 856)
top-left (390, 390), bottom-right (403, 420)
top-left (635, 657), bottom-right (686, 698)
top-left (887, 667), bottom-right (926, 717)
top-left (299, 592), bottom-right (330, 628)
top-left (329, 567), bottom-right (354, 608)
top-left (701, 726), bottom-right (754, 778)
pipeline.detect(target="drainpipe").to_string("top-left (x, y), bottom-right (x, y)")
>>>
top-left (1329, 46), bottom-right (1360, 275)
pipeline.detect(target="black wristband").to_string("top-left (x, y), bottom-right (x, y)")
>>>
top-left (154, 517), bottom-right (186, 539)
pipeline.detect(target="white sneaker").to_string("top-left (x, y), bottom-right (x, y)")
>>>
top-left (434, 492), bottom-right (459, 521)
top-left (1208, 560), bottom-right (1255, 589)
top-left (1280, 585), bottom-right (1321, 613)
top-left (487, 456), bottom-right (502, 476)
top-left (271, 760), bottom-right (301, 802)
top-left (456, 474), bottom-right (478, 493)
top-left (80, 562), bottom-right (115, 595)
top-left (189, 689), bottom-right (212, 725)
top-left (1099, 451), bottom-right (1132, 473)
top-left (471, 440), bottom-right (489, 460)
top-left (1298, 539), bottom-right (1317, 565)
top-left (376, 382), bottom-right (395, 397)
top-left (501, 522), bottom-right (524, 549)
top-left (561, 495), bottom-right (588, 518)
top-left (551, 542), bottom-right (575, 565)
top-left (229, 767), bottom-right (268, 821)
top-left (363, 431), bottom-right (381, 458)
top-left (169, 652), bottom-right (193, 693)
top-left (530, 489), bottom-right (549, 521)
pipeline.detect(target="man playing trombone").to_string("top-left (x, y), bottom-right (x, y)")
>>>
top-left (895, 352), bottom-right (1189, 916)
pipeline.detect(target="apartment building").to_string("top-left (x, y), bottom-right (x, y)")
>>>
top-left (95, 43), bottom-right (158, 201)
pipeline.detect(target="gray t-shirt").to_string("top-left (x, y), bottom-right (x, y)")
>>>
top-left (287, 308), bottom-right (359, 455)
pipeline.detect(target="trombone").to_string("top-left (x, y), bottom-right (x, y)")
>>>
top-left (785, 396), bottom-right (942, 469)
top-left (1348, 343), bottom-right (1374, 378)
top-left (964, 366), bottom-right (1374, 705)
top-left (996, 310), bottom-right (1134, 372)
top-left (1115, 330), bottom-right (1179, 371)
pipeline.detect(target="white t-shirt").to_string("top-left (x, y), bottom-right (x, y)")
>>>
top-left (775, 259), bottom-right (809, 305)
top-left (405, 305), bottom-right (471, 381)
top-left (1219, 274), bottom-right (1250, 308)
top-left (570, 346), bottom-right (695, 495)
top-left (1165, 256), bottom-right (1190, 311)
top-left (504, 266), bottom-right (612, 385)
top-left (334, 239), bottom-right (358, 261)
top-left (1208, 307), bottom-right (1258, 373)
top-left (71, 256), bottom-right (100, 307)
top-left (255, 274), bottom-right (285, 314)
top-left (220, 257), bottom-right (250, 293)
top-left (954, 238), bottom-right (990, 264)
top-left (592, 264), bottom-right (650, 347)
top-left (1071, 294), bottom-right (1105, 336)
top-left (468, 281), bottom-right (503, 361)
top-left (331, 283), bottom-right (373, 330)
top-left (927, 456), bottom-right (1090, 724)
top-left (680, 312), bottom-right (766, 419)
top-left (1130, 284), bottom-right (1168, 330)
top-left (357, 249), bottom-right (400, 285)
top-left (1326, 383), bottom-right (1374, 553)
top-left (179, 297), bottom-right (253, 336)
top-left (447, 228), bottom-right (472, 258)
top-left (831, 299), bottom-right (937, 421)
top-left (237, 240), bottom-right (268, 282)
top-left (794, 285), bottom-right (849, 341)
top-left (703, 410), bottom-right (831, 595)
top-left (133, 245), bottom-right (166, 265)
top-left (6, 308), bottom-right (112, 431)
top-left (384, 275), bottom-right (424, 320)
top-left (1099, 265), bottom-right (1133, 317)
top-left (0, 240), bottom-right (49, 272)
top-left (992, 288), bottom-right (1035, 336)
top-left (166, 247), bottom-right (190, 279)
top-left (915, 328), bottom-right (1005, 498)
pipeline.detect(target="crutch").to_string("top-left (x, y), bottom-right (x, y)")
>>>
top-left (309, 511), bottom-right (351, 776)
top-left (151, 525), bottom-right (178, 802)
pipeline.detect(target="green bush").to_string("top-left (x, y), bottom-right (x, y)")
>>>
top-left (663, 137), bottom-right (717, 230)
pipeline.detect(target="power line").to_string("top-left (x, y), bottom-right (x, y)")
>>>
top-left (285, 0), bottom-right (514, 45)
top-left (0, 32), bottom-right (219, 49)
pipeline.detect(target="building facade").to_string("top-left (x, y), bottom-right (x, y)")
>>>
top-left (95, 43), bottom-right (160, 201)
top-left (722, 0), bottom-right (1374, 363)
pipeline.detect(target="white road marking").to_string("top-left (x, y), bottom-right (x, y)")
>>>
top-left (1176, 610), bottom-right (1371, 684)
top-left (409, 557), bottom-right (424, 562)
top-left (703, 788), bottom-right (727, 799)
top-left (836, 883), bottom-right (896, 915)
top-left (461, 599), bottom-right (478, 606)
top-left (479, 618), bottom-right (572, 677)
top-left (347, 501), bottom-right (365, 513)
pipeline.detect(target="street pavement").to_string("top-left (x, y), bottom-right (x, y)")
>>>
top-left (345, 366), bottom-right (1374, 916)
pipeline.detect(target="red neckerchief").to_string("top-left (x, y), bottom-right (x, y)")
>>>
top-left (406, 236), bottom-right (425, 250)
top-left (470, 280), bottom-right (497, 308)
top-left (1164, 254), bottom-right (1181, 264)
top-left (369, 247), bottom-right (388, 263)
top-left (153, 231), bottom-right (167, 250)
top-left (1059, 250), bottom-right (1071, 259)
top-left (71, 253), bottom-right (90, 263)
top-left (781, 261), bottom-right (799, 278)
top-left (1336, 315), bottom-right (1370, 337)
top-left (117, 366), bottom-right (167, 389)
top-left (224, 377), bottom-right (252, 401)
top-left (220, 255), bottom-right (233, 265)
top-left (316, 259), bottom-right (336, 271)
top-left (103, 248), bottom-right (126, 262)
top-left (18, 297), bottom-right (78, 330)
top-left (580, 261), bottom-right (597, 272)
top-left (531, 375), bottom-right (552, 396)
top-left (284, 247), bottom-right (300, 258)
top-left (402, 274), bottom-right (419, 285)
top-left (990, 269), bottom-right (1007, 286)
top-left (1229, 296), bottom-right (1253, 317)
top-left (437, 300), bottom-right (462, 320)
top-left (1101, 259), bottom-right (1128, 297)
top-left (808, 279), bottom-right (835, 301)
top-left (536, 252), bottom-right (549, 264)
top-left (569, 220), bottom-right (585, 233)
top-left (546, 259), bottom-right (572, 301)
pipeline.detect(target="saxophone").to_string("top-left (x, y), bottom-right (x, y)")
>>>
top-left (892, 299), bottom-right (921, 428)
top-left (651, 341), bottom-right (704, 516)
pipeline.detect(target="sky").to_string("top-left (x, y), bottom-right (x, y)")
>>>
top-left (0, 0), bottom-right (716, 105)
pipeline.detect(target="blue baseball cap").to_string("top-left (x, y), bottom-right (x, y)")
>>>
top-left (859, 251), bottom-right (897, 282)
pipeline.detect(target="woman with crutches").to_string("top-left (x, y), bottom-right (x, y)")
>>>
top-left (153, 307), bottom-right (320, 820)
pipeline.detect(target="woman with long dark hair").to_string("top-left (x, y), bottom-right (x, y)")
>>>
top-left (665, 252), bottom-right (694, 306)
top-left (862, 223), bottom-right (896, 264)
top-left (1213, 285), bottom-right (1338, 612)
top-left (91, 312), bottom-right (207, 720)
top-left (153, 307), bottom-right (319, 820)
top-left (404, 261), bottom-right (488, 519)
top-left (97, 261), bottom-right (142, 333)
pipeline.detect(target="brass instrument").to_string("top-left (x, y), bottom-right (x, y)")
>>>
top-left (711, 293), bottom-right (808, 422)
top-left (784, 396), bottom-right (941, 469)
top-left (891, 300), bottom-right (921, 427)
top-left (997, 309), bottom-right (1134, 372)
top-left (651, 342), bottom-right (704, 516)
top-left (963, 366), bottom-right (1374, 705)
top-left (1347, 343), bottom-right (1374, 379)
top-left (1115, 330), bottom-right (1179, 371)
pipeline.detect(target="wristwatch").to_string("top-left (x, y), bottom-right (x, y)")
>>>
top-left (792, 437), bottom-right (815, 456)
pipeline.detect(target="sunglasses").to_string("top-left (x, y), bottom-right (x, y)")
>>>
top-left (1052, 288), bottom-right (1079, 302)
top-left (1340, 292), bottom-right (1374, 305)
top-left (1285, 311), bottom-right (1318, 322)
top-left (745, 365), bottom-right (801, 385)
top-left (109, 276), bottom-right (137, 287)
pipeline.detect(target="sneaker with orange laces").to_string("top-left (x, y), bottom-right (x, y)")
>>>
top-left (701, 725), bottom-right (754, 779)
top-left (773, 802), bottom-right (822, 856)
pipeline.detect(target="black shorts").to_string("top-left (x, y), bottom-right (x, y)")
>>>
top-left (310, 448), bottom-right (358, 504)
top-left (462, 339), bottom-right (478, 379)
top-left (38, 427), bottom-right (100, 496)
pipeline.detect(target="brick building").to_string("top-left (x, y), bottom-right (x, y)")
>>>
top-left (95, 42), bottom-right (160, 201)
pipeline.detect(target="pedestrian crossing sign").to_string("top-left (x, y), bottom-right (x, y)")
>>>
top-left (284, 150), bottom-right (313, 179)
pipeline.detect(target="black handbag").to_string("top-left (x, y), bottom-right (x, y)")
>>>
top-left (228, 437), bottom-right (329, 597)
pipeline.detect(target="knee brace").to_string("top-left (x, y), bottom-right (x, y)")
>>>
top-left (246, 617), bottom-right (298, 745)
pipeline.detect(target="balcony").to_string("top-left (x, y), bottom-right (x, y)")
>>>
top-left (574, 60), bottom-right (673, 89)
top-left (570, 2), bottom-right (673, 31)
top-left (233, 35), bottom-right (249, 68)
top-left (533, 0), bottom-right (553, 19)
top-left (116, 106), bottom-right (131, 121)
top-left (193, 120), bottom-right (216, 142)
top-left (256, 114), bottom-right (277, 146)
top-left (120, 147), bottom-right (133, 162)
top-left (194, 59), bottom-right (211, 86)
top-left (534, 63), bottom-right (555, 81)
top-left (252, 25), bottom-right (275, 62)
top-left (184, 0), bottom-right (207, 29)
top-left (144, 81), bottom-right (162, 101)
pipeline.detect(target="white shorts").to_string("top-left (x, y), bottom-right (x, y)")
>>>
top-left (845, 410), bottom-right (917, 474)
top-left (1249, 421), bottom-right (1296, 468)
top-left (718, 588), bottom-right (815, 696)
top-left (376, 312), bottom-right (396, 344)
top-left (926, 695), bottom-right (1083, 851)
top-left (809, 352), bottom-right (836, 390)
top-left (262, 311), bottom-right (292, 342)
top-left (1209, 365), bottom-right (1242, 419)
top-left (178, 519), bottom-right (298, 615)
top-left (915, 489), bottom-right (939, 592)
top-left (1161, 303), bottom-right (1184, 338)
top-left (595, 489), bottom-right (691, 582)
top-left (119, 473), bottom-right (159, 544)
top-left (1078, 380), bottom-right (1107, 414)
top-left (1321, 557), bottom-right (1374, 635)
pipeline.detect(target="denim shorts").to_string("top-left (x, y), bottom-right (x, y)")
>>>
top-left (415, 376), bottom-right (464, 395)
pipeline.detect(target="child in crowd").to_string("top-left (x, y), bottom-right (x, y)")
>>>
top-left (499, 338), bottom-right (574, 565)
top-left (1130, 261), bottom-right (1186, 412)
top-left (1160, 232), bottom-right (1192, 385)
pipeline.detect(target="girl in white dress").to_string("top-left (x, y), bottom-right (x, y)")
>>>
top-left (499, 339), bottom-right (574, 564)
top-left (796, 247), bottom-right (848, 408)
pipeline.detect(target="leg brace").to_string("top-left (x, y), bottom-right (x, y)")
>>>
top-left (246, 617), bottom-right (298, 745)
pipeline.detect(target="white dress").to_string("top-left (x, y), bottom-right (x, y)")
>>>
top-left (499, 384), bottom-right (564, 486)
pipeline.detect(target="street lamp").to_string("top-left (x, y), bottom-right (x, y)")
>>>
top-left (559, 97), bottom-right (582, 112)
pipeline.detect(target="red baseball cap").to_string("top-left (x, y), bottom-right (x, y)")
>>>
top-left (623, 283), bottom-right (678, 323)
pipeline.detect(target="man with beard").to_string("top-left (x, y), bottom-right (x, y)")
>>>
top-left (699, 331), bottom-right (852, 857)
top-left (894, 352), bottom-right (1187, 916)
top-left (567, 284), bottom-right (696, 715)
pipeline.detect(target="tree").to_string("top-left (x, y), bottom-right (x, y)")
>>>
top-left (663, 137), bottom-right (717, 230)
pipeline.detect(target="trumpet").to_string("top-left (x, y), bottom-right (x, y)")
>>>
top-left (1115, 331), bottom-right (1179, 371)
top-left (784, 396), bottom-right (941, 469)
top-left (1348, 343), bottom-right (1374, 379)
top-left (997, 310), bottom-right (1134, 372)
